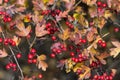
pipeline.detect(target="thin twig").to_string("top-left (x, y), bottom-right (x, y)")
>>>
top-left (29, 36), bottom-right (36, 49)
top-left (72, 0), bottom-right (82, 10)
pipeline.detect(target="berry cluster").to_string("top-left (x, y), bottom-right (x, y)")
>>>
top-left (0, 11), bottom-right (12, 23)
top-left (97, 40), bottom-right (107, 48)
top-left (41, 9), bottom-right (61, 17)
top-left (92, 72), bottom-right (114, 80)
top-left (0, 38), bottom-right (16, 46)
top-left (71, 54), bottom-right (88, 63)
top-left (97, 1), bottom-right (107, 12)
top-left (6, 62), bottom-right (17, 71)
top-left (27, 48), bottom-right (37, 64)
top-left (90, 61), bottom-right (101, 68)
top-left (65, 21), bottom-right (74, 29)
top-left (46, 22), bottom-right (58, 35)
top-left (50, 43), bottom-right (67, 58)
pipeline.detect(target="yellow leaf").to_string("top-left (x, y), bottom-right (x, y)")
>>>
top-left (65, 58), bottom-right (75, 73)
top-left (104, 10), bottom-right (112, 19)
top-left (58, 28), bottom-right (71, 41)
top-left (43, 0), bottom-right (49, 4)
top-left (36, 54), bottom-right (48, 71)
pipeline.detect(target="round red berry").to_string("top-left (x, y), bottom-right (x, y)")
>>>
top-left (38, 74), bottom-right (43, 79)
top-left (50, 53), bottom-right (56, 58)
top-left (114, 27), bottom-right (119, 32)
top-left (97, 1), bottom-right (102, 6)
top-left (16, 53), bottom-right (22, 59)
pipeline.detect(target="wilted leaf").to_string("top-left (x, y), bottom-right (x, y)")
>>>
top-left (17, 0), bottom-right (25, 6)
top-left (82, 0), bottom-right (97, 6)
top-left (111, 40), bottom-right (120, 48)
top-left (36, 54), bottom-right (48, 71)
top-left (35, 24), bottom-right (48, 37)
top-left (15, 21), bottom-right (31, 37)
top-left (0, 49), bottom-right (8, 58)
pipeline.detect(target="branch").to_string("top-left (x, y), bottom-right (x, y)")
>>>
top-left (1, 31), bottom-right (24, 80)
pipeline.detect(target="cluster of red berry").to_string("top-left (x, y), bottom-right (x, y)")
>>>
top-left (50, 43), bottom-right (67, 58)
top-left (0, 11), bottom-right (12, 23)
top-left (0, 38), bottom-right (16, 46)
top-left (46, 22), bottom-right (58, 35)
top-left (6, 62), bottom-right (17, 71)
top-left (65, 21), bottom-right (74, 29)
top-left (90, 61), bottom-right (101, 68)
top-left (97, 40), bottom-right (107, 48)
top-left (71, 54), bottom-right (88, 63)
top-left (41, 9), bottom-right (61, 17)
top-left (27, 48), bottom-right (37, 64)
top-left (92, 72), bottom-right (114, 80)
top-left (97, 1), bottom-right (107, 12)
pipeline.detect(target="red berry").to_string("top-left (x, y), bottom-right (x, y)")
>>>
top-left (7, 17), bottom-right (12, 22)
top-left (82, 39), bottom-right (87, 43)
top-left (102, 3), bottom-right (107, 8)
top-left (12, 63), bottom-right (17, 68)
top-left (38, 74), bottom-right (43, 79)
top-left (6, 65), bottom-right (10, 70)
top-left (72, 57), bottom-right (75, 61)
top-left (11, 41), bottom-right (16, 46)
top-left (28, 54), bottom-right (33, 59)
top-left (32, 59), bottom-right (37, 63)
top-left (76, 69), bottom-right (81, 74)
top-left (94, 75), bottom-right (98, 79)
top-left (56, 49), bottom-right (61, 53)
top-left (16, 53), bottom-right (22, 59)
top-left (30, 48), bottom-right (36, 53)
top-left (28, 59), bottom-right (32, 64)
top-left (98, 40), bottom-right (102, 44)
top-left (70, 52), bottom-right (75, 57)
top-left (101, 42), bottom-right (107, 48)
top-left (0, 38), bottom-right (3, 43)
top-left (97, 7), bottom-right (102, 12)
top-left (74, 58), bottom-right (79, 63)
top-left (4, 0), bottom-right (9, 3)
top-left (50, 53), bottom-right (56, 58)
top-left (51, 36), bottom-right (56, 41)
top-left (114, 27), bottom-right (119, 32)
top-left (65, 21), bottom-right (69, 25)
top-left (97, 1), bottom-right (102, 6)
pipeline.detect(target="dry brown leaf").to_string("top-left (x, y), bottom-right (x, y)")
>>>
top-left (82, 0), bottom-right (97, 6)
top-left (15, 21), bottom-right (31, 37)
top-left (35, 24), bottom-right (48, 37)
top-left (0, 49), bottom-right (8, 58)
top-left (36, 54), bottom-right (48, 71)
top-left (104, 10), bottom-right (112, 19)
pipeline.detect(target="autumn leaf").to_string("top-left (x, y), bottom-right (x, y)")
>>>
top-left (15, 21), bottom-right (31, 37)
top-left (104, 10), bottom-right (112, 19)
top-left (96, 52), bottom-right (110, 64)
top-left (87, 27), bottom-right (97, 42)
top-left (0, 49), bottom-right (8, 58)
top-left (65, 58), bottom-right (76, 73)
top-left (36, 54), bottom-right (48, 71)
top-left (110, 40), bottom-right (120, 58)
top-left (12, 36), bottom-right (21, 46)
top-left (17, 0), bottom-right (25, 6)
top-left (58, 28), bottom-right (71, 41)
top-left (35, 24), bottom-right (48, 37)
